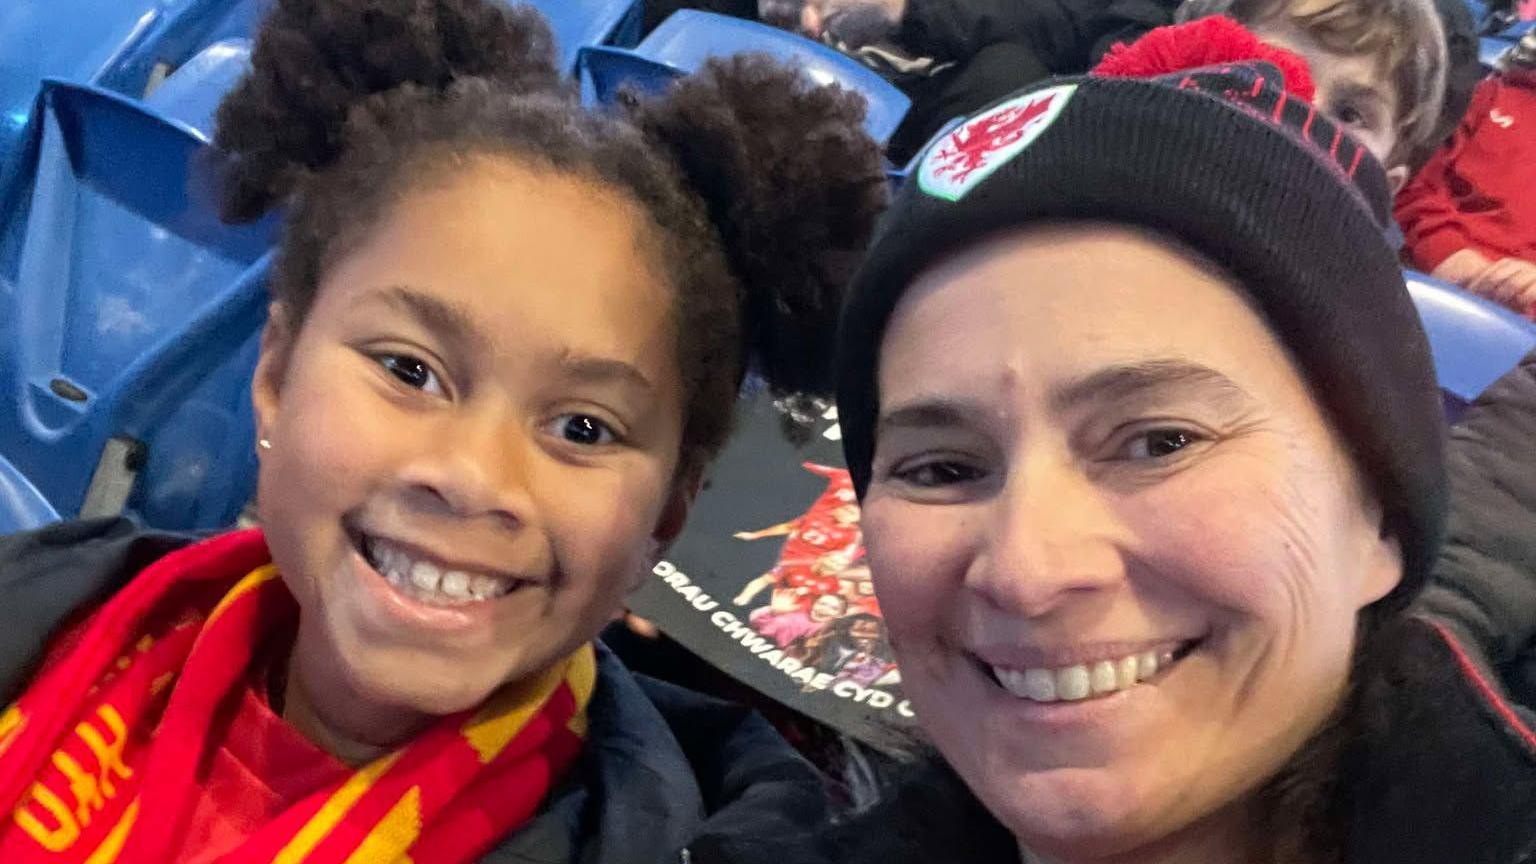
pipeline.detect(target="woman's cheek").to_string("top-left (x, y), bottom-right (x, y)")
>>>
top-left (863, 501), bottom-right (963, 637)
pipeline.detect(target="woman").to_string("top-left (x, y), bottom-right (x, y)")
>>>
top-left (828, 25), bottom-right (1536, 864)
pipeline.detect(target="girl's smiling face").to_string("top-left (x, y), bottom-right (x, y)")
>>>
top-left (253, 159), bottom-right (690, 724)
top-left (861, 224), bottom-right (1404, 860)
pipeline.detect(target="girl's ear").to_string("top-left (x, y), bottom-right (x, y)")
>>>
top-left (252, 302), bottom-right (296, 454)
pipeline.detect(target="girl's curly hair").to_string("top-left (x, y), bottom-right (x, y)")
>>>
top-left (215, 0), bottom-right (888, 476)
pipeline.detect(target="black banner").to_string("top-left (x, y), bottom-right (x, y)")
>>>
top-left (627, 388), bottom-right (915, 747)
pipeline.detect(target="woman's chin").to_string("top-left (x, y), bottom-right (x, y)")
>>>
top-left (980, 767), bottom-right (1173, 859)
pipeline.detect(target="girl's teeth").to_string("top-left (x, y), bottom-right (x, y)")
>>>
top-left (992, 645), bottom-right (1187, 704)
top-left (469, 575), bottom-right (499, 600)
top-left (363, 537), bottom-right (512, 607)
top-left (440, 570), bottom-right (471, 600)
top-left (410, 561), bottom-right (441, 592)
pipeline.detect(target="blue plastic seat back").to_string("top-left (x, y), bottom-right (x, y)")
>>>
top-left (112, 261), bottom-right (268, 530)
top-left (95, 0), bottom-right (271, 97)
top-left (635, 11), bottom-right (911, 143)
top-left (1482, 35), bottom-right (1514, 67)
top-left (1501, 19), bottom-right (1535, 39)
top-left (0, 0), bottom-right (186, 179)
top-left (522, 0), bottom-right (643, 75)
top-left (143, 39), bottom-right (252, 136)
top-left (0, 81), bottom-right (276, 529)
top-left (578, 46), bottom-right (686, 104)
top-left (1405, 271), bottom-right (1536, 420)
top-left (0, 454), bottom-right (58, 534)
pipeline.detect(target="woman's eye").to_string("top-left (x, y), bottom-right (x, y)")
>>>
top-left (895, 460), bottom-right (985, 487)
top-left (377, 354), bottom-right (444, 396)
top-left (549, 414), bottom-right (618, 447)
top-left (1121, 428), bottom-right (1202, 461)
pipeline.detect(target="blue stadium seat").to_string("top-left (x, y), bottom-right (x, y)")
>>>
top-left (524, 0), bottom-right (643, 76)
top-left (0, 81), bottom-right (277, 531)
top-left (144, 39), bottom-right (252, 136)
top-left (1405, 271), bottom-right (1536, 419)
top-left (1481, 36), bottom-right (1512, 67)
top-left (578, 46), bottom-right (685, 103)
top-left (0, 0), bottom-right (269, 203)
top-left (0, 454), bottom-right (58, 534)
top-left (1501, 19), bottom-right (1535, 39)
top-left (580, 10), bottom-right (912, 143)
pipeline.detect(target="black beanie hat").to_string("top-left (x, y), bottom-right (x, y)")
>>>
top-left (835, 32), bottom-right (1448, 603)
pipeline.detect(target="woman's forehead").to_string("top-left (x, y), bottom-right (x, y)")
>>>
top-left (876, 225), bottom-right (1285, 402)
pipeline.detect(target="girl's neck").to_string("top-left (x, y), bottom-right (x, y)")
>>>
top-left (277, 625), bottom-right (435, 767)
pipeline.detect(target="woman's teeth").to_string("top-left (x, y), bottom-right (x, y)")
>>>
top-left (363, 536), bottom-right (518, 606)
top-left (991, 648), bottom-right (1178, 703)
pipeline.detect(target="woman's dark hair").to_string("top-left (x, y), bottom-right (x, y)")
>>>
top-left (214, 0), bottom-right (887, 478)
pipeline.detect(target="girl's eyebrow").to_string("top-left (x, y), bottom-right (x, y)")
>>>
top-left (371, 284), bottom-right (490, 356)
top-left (553, 350), bottom-right (656, 396)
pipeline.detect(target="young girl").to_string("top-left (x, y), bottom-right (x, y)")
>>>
top-left (0, 0), bottom-right (886, 861)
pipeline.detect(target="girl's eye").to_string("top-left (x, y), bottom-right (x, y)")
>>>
top-left (1120, 428), bottom-right (1203, 461)
top-left (548, 414), bottom-right (618, 447)
top-left (377, 354), bottom-right (445, 396)
top-left (894, 460), bottom-right (986, 488)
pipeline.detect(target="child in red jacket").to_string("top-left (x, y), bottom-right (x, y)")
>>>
top-left (1397, 32), bottom-right (1536, 318)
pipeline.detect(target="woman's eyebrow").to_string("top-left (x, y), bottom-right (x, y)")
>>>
top-left (876, 399), bottom-right (979, 436)
top-left (1049, 360), bottom-right (1255, 414)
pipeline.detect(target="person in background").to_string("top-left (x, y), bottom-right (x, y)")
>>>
top-left (772, 0), bottom-right (1183, 163)
top-left (1397, 31), bottom-right (1536, 318)
top-left (818, 23), bottom-right (1536, 864)
top-left (1176, 0), bottom-right (1450, 192)
top-left (0, 0), bottom-right (888, 861)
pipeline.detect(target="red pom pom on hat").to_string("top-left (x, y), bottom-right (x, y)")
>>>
top-left (1092, 16), bottom-right (1316, 102)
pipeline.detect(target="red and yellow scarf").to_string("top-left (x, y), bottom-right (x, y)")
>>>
top-left (0, 529), bottom-right (593, 864)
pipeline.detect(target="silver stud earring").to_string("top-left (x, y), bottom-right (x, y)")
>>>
top-left (258, 438), bottom-right (273, 451)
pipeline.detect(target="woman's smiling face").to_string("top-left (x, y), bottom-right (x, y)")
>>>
top-left (861, 224), bottom-right (1403, 860)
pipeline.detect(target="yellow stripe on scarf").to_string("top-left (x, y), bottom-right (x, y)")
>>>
top-left (463, 646), bottom-right (596, 764)
top-left (273, 752), bottom-right (404, 864)
top-left (0, 705), bottom-right (25, 757)
top-left (205, 565), bottom-right (281, 628)
top-left (340, 786), bottom-right (420, 864)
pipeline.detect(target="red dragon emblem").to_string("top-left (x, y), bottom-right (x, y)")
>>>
top-left (928, 92), bottom-right (1059, 184)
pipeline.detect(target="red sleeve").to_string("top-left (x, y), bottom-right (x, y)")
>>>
top-left (1395, 81), bottom-right (1498, 272)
